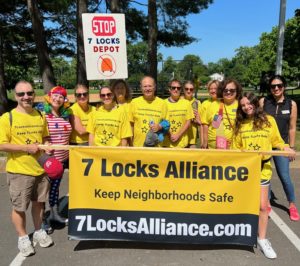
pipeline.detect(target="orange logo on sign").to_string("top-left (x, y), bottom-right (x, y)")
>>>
top-left (101, 58), bottom-right (113, 72)
top-left (98, 55), bottom-right (116, 77)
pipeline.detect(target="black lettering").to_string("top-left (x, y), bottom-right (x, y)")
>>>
top-left (101, 158), bottom-right (111, 176)
top-left (165, 161), bottom-right (178, 178)
top-left (136, 160), bottom-right (148, 177)
top-left (112, 163), bottom-right (123, 176)
top-left (148, 164), bottom-right (159, 177)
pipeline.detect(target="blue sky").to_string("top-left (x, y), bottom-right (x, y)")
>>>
top-left (159, 0), bottom-right (299, 64)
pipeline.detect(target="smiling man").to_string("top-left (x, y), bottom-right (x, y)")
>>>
top-left (129, 76), bottom-right (168, 147)
top-left (161, 79), bottom-right (194, 148)
top-left (0, 81), bottom-right (53, 257)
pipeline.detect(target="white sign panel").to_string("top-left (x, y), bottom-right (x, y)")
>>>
top-left (82, 13), bottom-right (128, 80)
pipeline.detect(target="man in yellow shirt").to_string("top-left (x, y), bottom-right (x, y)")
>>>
top-left (129, 76), bottom-right (168, 147)
top-left (162, 79), bottom-right (194, 148)
top-left (0, 81), bottom-right (53, 257)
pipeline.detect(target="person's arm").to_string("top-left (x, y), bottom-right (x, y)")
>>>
top-left (69, 114), bottom-right (88, 136)
top-left (289, 100), bottom-right (297, 149)
top-left (121, 138), bottom-right (128, 146)
top-left (201, 124), bottom-right (208, 148)
top-left (258, 97), bottom-right (265, 108)
top-left (130, 122), bottom-right (134, 146)
top-left (0, 143), bottom-right (40, 154)
top-left (170, 119), bottom-right (191, 143)
top-left (88, 133), bottom-right (95, 146)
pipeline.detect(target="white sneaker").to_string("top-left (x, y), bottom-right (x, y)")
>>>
top-left (33, 229), bottom-right (53, 248)
top-left (257, 238), bottom-right (277, 259)
top-left (18, 235), bottom-right (35, 257)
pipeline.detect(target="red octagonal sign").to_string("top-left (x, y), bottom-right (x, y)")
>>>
top-left (92, 16), bottom-right (116, 36)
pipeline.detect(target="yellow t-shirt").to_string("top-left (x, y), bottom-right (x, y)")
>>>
top-left (70, 103), bottom-right (95, 144)
top-left (0, 109), bottom-right (49, 176)
top-left (162, 98), bottom-right (194, 148)
top-left (203, 100), bottom-right (238, 149)
top-left (87, 105), bottom-right (132, 146)
top-left (200, 98), bottom-right (214, 121)
top-left (129, 96), bottom-right (168, 147)
top-left (232, 115), bottom-right (286, 180)
top-left (186, 97), bottom-right (201, 145)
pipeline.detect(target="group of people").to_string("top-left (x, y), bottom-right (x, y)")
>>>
top-left (0, 74), bottom-right (298, 259)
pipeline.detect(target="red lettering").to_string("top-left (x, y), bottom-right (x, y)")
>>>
top-left (92, 16), bottom-right (116, 36)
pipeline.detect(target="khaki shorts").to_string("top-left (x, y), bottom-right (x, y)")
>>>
top-left (7, 173), bottom-right (50, 212)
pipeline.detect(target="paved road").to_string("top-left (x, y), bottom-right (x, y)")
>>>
top-left (1, 158), bottom-right (300, 266)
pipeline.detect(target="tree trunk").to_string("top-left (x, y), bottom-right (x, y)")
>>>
top-left (0, 35), bottom-right (8, 115)
top-left (77, 0), bottom-right (88, 87)
top-left (147, 0), bottom-right (157, 81)
top-left (108, 0), bottom-right (120, 13)
top-left (27, 0), bottom-right (56, 93)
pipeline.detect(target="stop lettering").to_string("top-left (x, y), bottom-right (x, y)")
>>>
top-left (92, 16), bottom-right (116, 36)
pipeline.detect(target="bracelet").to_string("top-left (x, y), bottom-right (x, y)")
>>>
top-left (290, 146), bottom-right (296, 151)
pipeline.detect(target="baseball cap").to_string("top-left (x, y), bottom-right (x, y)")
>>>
top-left (38, 153), bottom-right (64, 179)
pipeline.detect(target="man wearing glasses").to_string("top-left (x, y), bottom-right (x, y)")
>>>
top-left (129, 76), bottom-right (168, 147)
top-left (0, 81), bottom-right (53, 257)
top-left (161, 79), bottom-right (194, 148)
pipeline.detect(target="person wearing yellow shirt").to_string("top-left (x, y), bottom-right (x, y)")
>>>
top-left (111, 79), bottom-right (131, 114)
top-left (0, 81), bottom-right (53, 256)
top-left (69, 84), bottom-right (95, 145)
top-left (200, 80), bottom-right (220, 148)
top-left (202, 79), bottom-right (242, 149)
top-left (162, 79), bottom-right (194, 148)
top-left (182, 80), bottom-right (201, 148)
top-left (232, 92), bottom-right (295, 259)
top-left (129, 76), bottom-right (167, 147)
top-left (87, 86), bottom-right (132, 146)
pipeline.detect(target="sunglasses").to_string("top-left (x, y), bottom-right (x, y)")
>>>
top-left (15, 91), bottom-right (35, 97)
top-left (270, 83), bottom-right (284, 89)
top-left (75, 92), bottom-right (89, 98)
top-left (170, 86), bottom-right (181, 91)
top-left (100, 93), bottom-right (113, 98)
top-left (184, 87), bottom-right (194, 92)
top-left (223, 89), bottom-right (236, 94)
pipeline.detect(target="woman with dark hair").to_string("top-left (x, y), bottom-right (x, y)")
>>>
top-left (202, 78), bottom-right (242, 149)
top-left (259, 74), bottom-right (299, 221)
top-left (233, 92), bottom-right (294, 259)
top-left (111, 79), bottom-right (131, 113)
top-left (87, 86), bottom-right (132, 146)
top-left (69, 84), bottom-right (95, 146)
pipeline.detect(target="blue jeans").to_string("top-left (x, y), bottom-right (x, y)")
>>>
top-left (271, 155), bottom-right (296, 203)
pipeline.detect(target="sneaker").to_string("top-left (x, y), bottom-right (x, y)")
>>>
top-left (257, 238), bottom-right (277, 259)
top-left (289, 206), bottom-right (300, 221)
top-left (18, 235), bottom-right (35, 257)
top-left (33, 229), bottom-right (53, 248)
